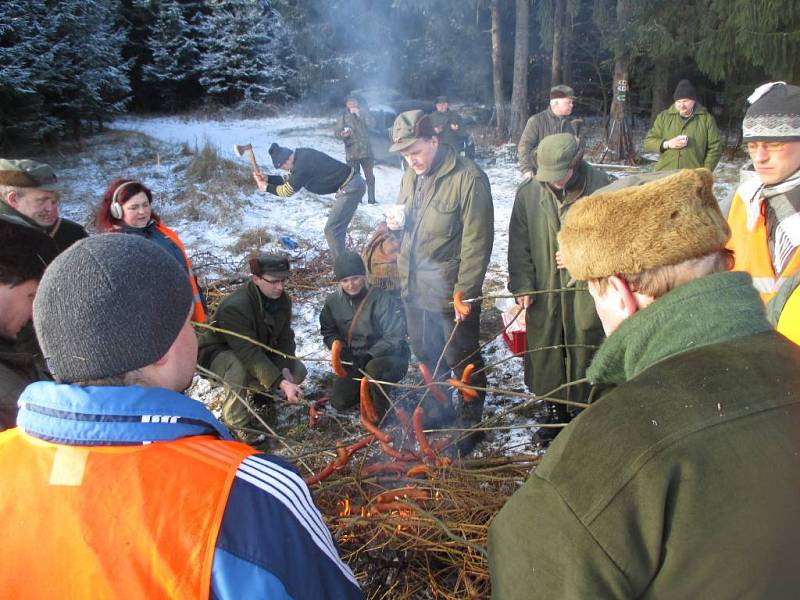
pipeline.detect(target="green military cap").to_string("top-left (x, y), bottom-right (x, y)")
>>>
top-left (535, 134), bottom-right (583, 183)
top-left (550, 85), bottom-right (575, 99)
top-left (0, 158), bottom-right (59, 191)
top-left (389, 110), bottom-right (437, 153)
top-left (249, 253), bottom-right (291, 279)
top-left (435, 96), bottom-right (448, 104)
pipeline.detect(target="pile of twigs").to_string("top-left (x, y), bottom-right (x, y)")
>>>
top-left (308, 441), bottom-right (538, 599)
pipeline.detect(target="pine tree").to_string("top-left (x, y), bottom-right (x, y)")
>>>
top-left (142, 0), bottom-right (201, 110)
top-left (197, 0), bottom-right (295, 105)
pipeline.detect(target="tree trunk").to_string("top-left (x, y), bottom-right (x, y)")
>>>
top-left (649, 62), bottom-right (671, 124)
top-left (491, 0), bottom-right (507, 136)
top-left (509, 0), bottom-right (530, 144)
top-left (550, 0), bottom-right (565, 85)
top-left (602, 0), bottom-right (636, 164)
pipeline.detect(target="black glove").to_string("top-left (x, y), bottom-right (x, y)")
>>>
top-left (353, 354), bottom-right (374, 371)
top-left (338, 344), bottom-right (354, 364)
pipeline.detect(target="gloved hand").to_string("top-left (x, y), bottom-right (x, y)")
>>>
top-left (338, 344), bottom-right (354, 364)
top-left (353, 354), bottom-right (374, 371)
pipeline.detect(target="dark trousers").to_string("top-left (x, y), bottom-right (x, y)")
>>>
top-left (331, 355), bottom-right (409, 415)
top-left (347, 158), bottom-right (376, 204)
top-left (403, 304), bottom-right (486, 424)
top-left (325, 174), bottom-right (365, 258)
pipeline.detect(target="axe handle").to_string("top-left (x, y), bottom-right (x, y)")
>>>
top-left (246, 149), bottom-right (262, 176)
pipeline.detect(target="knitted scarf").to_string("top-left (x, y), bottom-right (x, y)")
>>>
top-left (744, 167), bottom-right (800, 274)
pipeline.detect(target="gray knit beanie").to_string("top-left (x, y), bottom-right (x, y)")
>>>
top-left (742, 82), bottom-right (800, 142)
top-left (33, 234), bottom-right (193, 383)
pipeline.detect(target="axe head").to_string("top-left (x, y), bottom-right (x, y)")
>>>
top-left (234, 143), bottom-right (253, 157)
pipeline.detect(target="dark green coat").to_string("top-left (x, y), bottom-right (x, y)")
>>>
top-left (397, 146), bottom-right (494, 312)
top-left (643, 104), bottom-right (722, 171)
top-left (198, 282), bottom-right (298, 390)
top-left (507, 162), bottom-right (611, 401)
top-left (0, 201), bottom-right (87, 255)
top-left (489, 272), bottom-right (800, 599)
top-left (0, 336), bottom-right (42, 431)
top-left (517, 108), bottom-right (577, 175)
top-left (319, 286), bottom-right (408, 358)
top-left (335, 109), bottom-right (375, 161)
top-left (430, 108), bottom-right (465, 150)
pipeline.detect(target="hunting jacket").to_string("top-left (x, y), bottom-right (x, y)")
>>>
top-left (0, 336), bottom-right (42, 431)
top-left (397, 145), bottom-right (494, 313)
top-left (335, 109), bottom-right (375, 161)
top-left (430, 108), bottom-right (465, 150)
top-left (643, 104), bottom-right (722, 171)
top-left (517, 108), bottom-right (577, 175)
top-left (198, 282), bottom-right (298, 390)
top-left (489, 271), bottom-right (800, 599)
top-left (319, 286), bottom-right (408, 359)
top-left (507, 162), bottom-right (611, 401)
top-left (0, 201), bottom-right (87, 255)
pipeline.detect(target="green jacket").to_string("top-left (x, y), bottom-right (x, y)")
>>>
top-left (507, 162), bottom-right (611, 401)
top-left (319, 286), bottom-right (408, 359)
top-left (0, 336), bottom-right (42, 431)
top-left (335, 109), bottom-right (374, 161)
top-left (489, 272), bottom-right (800, 599)
top-left (517, 108), bottom-right (577, 175)
top-left (643, 104), bottom-right (722, 171)
top-left (430, 108), bottom-right (465, 150)
top-left (198, 282), bottom-right (298, 390)
top-left (397, 146), bottom-right (494, 312)
top-left (0, 201), bottom-right (87, 254)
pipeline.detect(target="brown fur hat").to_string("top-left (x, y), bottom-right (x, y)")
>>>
top-left (558, 168), bottom-right (730, 280)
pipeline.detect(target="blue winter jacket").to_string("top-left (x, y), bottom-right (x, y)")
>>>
top-left (15, 382), bottom-right (363, 600)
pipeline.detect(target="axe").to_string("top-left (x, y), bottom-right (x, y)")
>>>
top-left (234, 143), bottom-right (262, 176)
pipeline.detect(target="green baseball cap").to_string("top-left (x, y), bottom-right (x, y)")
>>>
top-left (389, 110), bottom-right (437, 153)
top-left (535, 134), bottom-right (582, 183)
top-left (0, 159), bottom-right (59, 191)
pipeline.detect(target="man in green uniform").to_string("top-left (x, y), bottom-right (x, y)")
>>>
top-left (335, 95), bottom-right (377, 205)
top-left (198, 254), bottom-right (306, 437)
top-left (643, 79), bottom-right (722, 171)
top-left (517, 85), bottom-right (578, 178)
top-left (429, 96), bottom-right (466, 153)
top-left (0, 216), bottom-right (56, 430)
top-left (508, 133), bottom-right (611, 441)
top-left (390, 110), bottom-right (494, 451)
top-left (319, 251), bottom-right (408, 415)
top-left (0, 159), bottom-right (87, 254)
top-left (489, 168), bottom-right (800, 598)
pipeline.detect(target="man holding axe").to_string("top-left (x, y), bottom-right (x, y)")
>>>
top-left (235, 142), bottom-right (365, 259)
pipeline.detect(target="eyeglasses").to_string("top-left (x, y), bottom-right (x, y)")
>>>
top-left (258, 275), bottom-right (286, 285)
top-left (746, 142), bottom-right (786, 153)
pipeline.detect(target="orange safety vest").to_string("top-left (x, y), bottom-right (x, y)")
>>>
top-left (157, 222), bottom-right (208, 323)
top-left (0, 430), bottom-right (256, 599)
top-left (777, 285), bottom-right (800, 345)
top-left (727, 189), bottom-right (800, 303)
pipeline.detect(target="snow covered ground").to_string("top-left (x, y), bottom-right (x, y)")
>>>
top-left (48, 111), bottom-right (747, 455)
